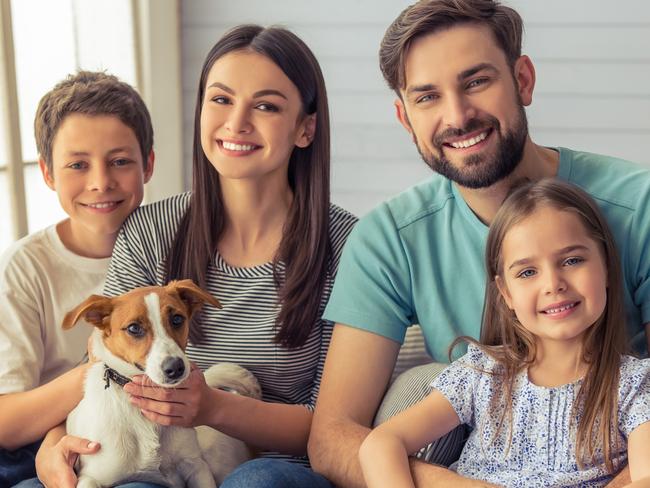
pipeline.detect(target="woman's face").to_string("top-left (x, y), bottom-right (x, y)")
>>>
top-left (200, 49), bottom-right (314, 182)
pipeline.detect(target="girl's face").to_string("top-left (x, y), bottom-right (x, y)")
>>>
top-left (496, 205), bottom-right (608, 348)
top-left (200, 50), bottom-right (315, 182)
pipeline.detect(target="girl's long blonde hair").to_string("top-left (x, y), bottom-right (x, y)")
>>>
top-left (464, 178), bottom-right (628, 472)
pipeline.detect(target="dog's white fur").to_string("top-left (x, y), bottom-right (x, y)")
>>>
top-left (66, 285), bottom-right (261, 488)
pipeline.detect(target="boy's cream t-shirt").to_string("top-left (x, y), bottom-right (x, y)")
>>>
top-left (0, 224), bottom-right (110, 393)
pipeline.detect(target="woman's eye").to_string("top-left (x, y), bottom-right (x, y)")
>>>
top-left (256, 103), bottom-right (278, 112)
top-left (126, 323), bottom-right (145, 337)
top-left (212, 95), bottom-right (229, 105)
top-left (170, 314), bottom-right (185, 328)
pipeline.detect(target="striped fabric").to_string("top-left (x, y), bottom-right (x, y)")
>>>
top-left (375, 361), bottom-right (468, 467)
top-left (104, 192), bottom-right (357, 463)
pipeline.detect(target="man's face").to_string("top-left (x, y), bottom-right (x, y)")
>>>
top-left (396, 24), bottom-right (533, 189)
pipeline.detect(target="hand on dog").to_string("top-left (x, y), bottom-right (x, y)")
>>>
top-left (36, 434), bottom-right (100, 488)
top-left (124, 363), bottom-right (212, 427)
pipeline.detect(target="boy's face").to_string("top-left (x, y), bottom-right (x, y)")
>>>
top-left (395, 24), bottom-right (534, 189)
top-left (40, 114), bottom-right (154, 252)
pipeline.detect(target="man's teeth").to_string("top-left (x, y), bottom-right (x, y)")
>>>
top-left (223, 141), bottom-right (256, 151)
top-left (86, 202), bottom-right (117, 209)
top-left (544, 303), bottom-right (576, 314)
top-left (450, 131), bottom-right (488, 149)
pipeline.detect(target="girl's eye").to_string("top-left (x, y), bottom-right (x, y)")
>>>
top-left (126, 323), bottom-right (145, 338)
top-left (256, 102), bottom-right (278, 112)
top-left (564, 256), bottom-right (584, 266)
top-left (516, 269), bottom-right (536, 279)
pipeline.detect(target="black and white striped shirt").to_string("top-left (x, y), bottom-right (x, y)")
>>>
top-left (105, 192), bottom-right (356, 412)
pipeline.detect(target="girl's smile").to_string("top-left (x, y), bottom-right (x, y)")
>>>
top-left (496, 205), bottom-right (608, 346)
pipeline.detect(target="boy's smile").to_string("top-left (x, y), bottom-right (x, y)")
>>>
top-left (39, 114), bottom-right (154, 258)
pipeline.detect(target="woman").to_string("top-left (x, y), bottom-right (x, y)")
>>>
top-left (32, 25), bottom-right (355, 488)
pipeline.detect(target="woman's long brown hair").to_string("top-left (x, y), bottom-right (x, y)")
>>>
top-left (166, 25), bottom-right (331, 348)
top-left (458, 178), bottom-right (628, 473)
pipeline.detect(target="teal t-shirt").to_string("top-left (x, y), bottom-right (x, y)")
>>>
top-left (324, 148), bottom-right (650, 360)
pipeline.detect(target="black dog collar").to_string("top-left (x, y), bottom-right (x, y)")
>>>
top-left (103, 365), bottom-right (131, 389)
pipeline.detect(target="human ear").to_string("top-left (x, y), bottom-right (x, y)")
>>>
top-left (395, 98), bottom-right (415, 141)
top-left (495, 275), bottom-right (514, 310)
top-left (38, 157), bottom-right (56, 191)
top-left (513, 55), bottom-right (535, 107)
top-left (144, 150), bottom-right (155, 183)
top-left (295, 113), bottom-right (316, 148)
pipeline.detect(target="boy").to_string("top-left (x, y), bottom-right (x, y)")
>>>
top-left (0, 71), bottom-right (154, 485)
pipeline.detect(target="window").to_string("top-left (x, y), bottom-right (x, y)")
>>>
top-left (0, 0), bottom-right (183, 253)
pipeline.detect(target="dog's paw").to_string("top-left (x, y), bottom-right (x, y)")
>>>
top-left (203, 363), bottom-right (262, 399)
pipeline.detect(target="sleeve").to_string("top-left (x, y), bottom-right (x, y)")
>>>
top-left (631, 182), bottom-right (650, 325)
top-left (618, 358), bottom-right (650, 437)
top-left (431, 344), bottom-right (486, 427)
top-left (322, 204), bottom-right (414, 344)
top-left (0, 254), bottom-right (44, 393)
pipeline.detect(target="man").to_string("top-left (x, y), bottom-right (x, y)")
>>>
top-left (309, 1), bottom-right (650, 486)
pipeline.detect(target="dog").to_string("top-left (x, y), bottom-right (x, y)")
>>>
top-left (63, 279), bottom-right (261, 488)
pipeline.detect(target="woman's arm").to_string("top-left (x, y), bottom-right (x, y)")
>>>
top-left (0, 363), bottom-right (89, 450)
top-left (359, 390), bottom-right (461, 488)
top-left (124, 366), bottom-right (312, 455)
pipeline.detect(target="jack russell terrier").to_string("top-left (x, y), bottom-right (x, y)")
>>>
top-left (63, 279), bottom-right (261, 488)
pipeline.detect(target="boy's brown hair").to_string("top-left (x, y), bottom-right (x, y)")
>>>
top-left (379, 0), bottom-right (524, 94)
top-left (34, 71), bottom-right (153, 172)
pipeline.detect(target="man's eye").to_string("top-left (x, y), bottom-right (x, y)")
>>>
top-left (126, 323), bottom-right (145, 337)
top-left (170, 314), bottom-right (185, 328)
top-left (416, 94), bottom-right (438, 104)
top-left (467, 78), bottom-right (489, 89)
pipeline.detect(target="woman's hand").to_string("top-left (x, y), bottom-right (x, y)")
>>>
top-left (35, 432), bottom-right (100, 488)
top-left (124, 363), bottom-right (213, 427)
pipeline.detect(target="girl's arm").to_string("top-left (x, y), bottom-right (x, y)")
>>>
top-left (124, 366), bottom-right (312, 455)
top-left (625, 421), bottom-right (650, 487)
top-left (358, 389), bottom-right (461, 488)
top-left (0, 363), bottom-right (89, 450)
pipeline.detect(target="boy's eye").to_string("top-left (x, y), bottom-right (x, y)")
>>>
top-left (112, 158), bottom-right (131, 167)
top-left (68, 161), bottom-right (86, 170)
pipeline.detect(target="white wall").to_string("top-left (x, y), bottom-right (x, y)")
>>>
top-left (181, 0), bottom-right (650, 217)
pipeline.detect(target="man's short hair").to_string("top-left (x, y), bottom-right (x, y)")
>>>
top-left (379, 0), bottom-right (523, 94)
top-left (34, 71), bottom-right (153, 171)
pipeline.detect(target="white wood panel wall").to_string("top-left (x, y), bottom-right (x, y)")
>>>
top-left (181, 0), bottom-right (650, 217)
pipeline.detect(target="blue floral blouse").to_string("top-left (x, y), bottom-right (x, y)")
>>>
top-left (432, 344), bottom-right (650, 487)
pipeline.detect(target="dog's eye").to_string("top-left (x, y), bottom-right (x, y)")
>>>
top-left (126, 323), bottom-right (145, 338)
top-left (171, 314), bottom-right (185, 328)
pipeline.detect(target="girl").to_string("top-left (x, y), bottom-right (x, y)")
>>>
top-left (34, 25), bottom-right (355, 488)
top-left (359, 179), bottom-right (650, 488)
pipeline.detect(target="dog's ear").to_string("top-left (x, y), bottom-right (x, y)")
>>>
top-left (62, 295), bottom-right (113, 330)
top-left (168, 279), bottom-right (222, 316)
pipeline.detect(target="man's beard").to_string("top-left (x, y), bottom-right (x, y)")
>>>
top-left (415, 105), bottom-right (528, 189)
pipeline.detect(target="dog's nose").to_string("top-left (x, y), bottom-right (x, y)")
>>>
top-left (162, 357), bottom-right (185, 381)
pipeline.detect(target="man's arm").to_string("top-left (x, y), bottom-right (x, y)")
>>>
top-left (309, 324), bottom-right (497, 488)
